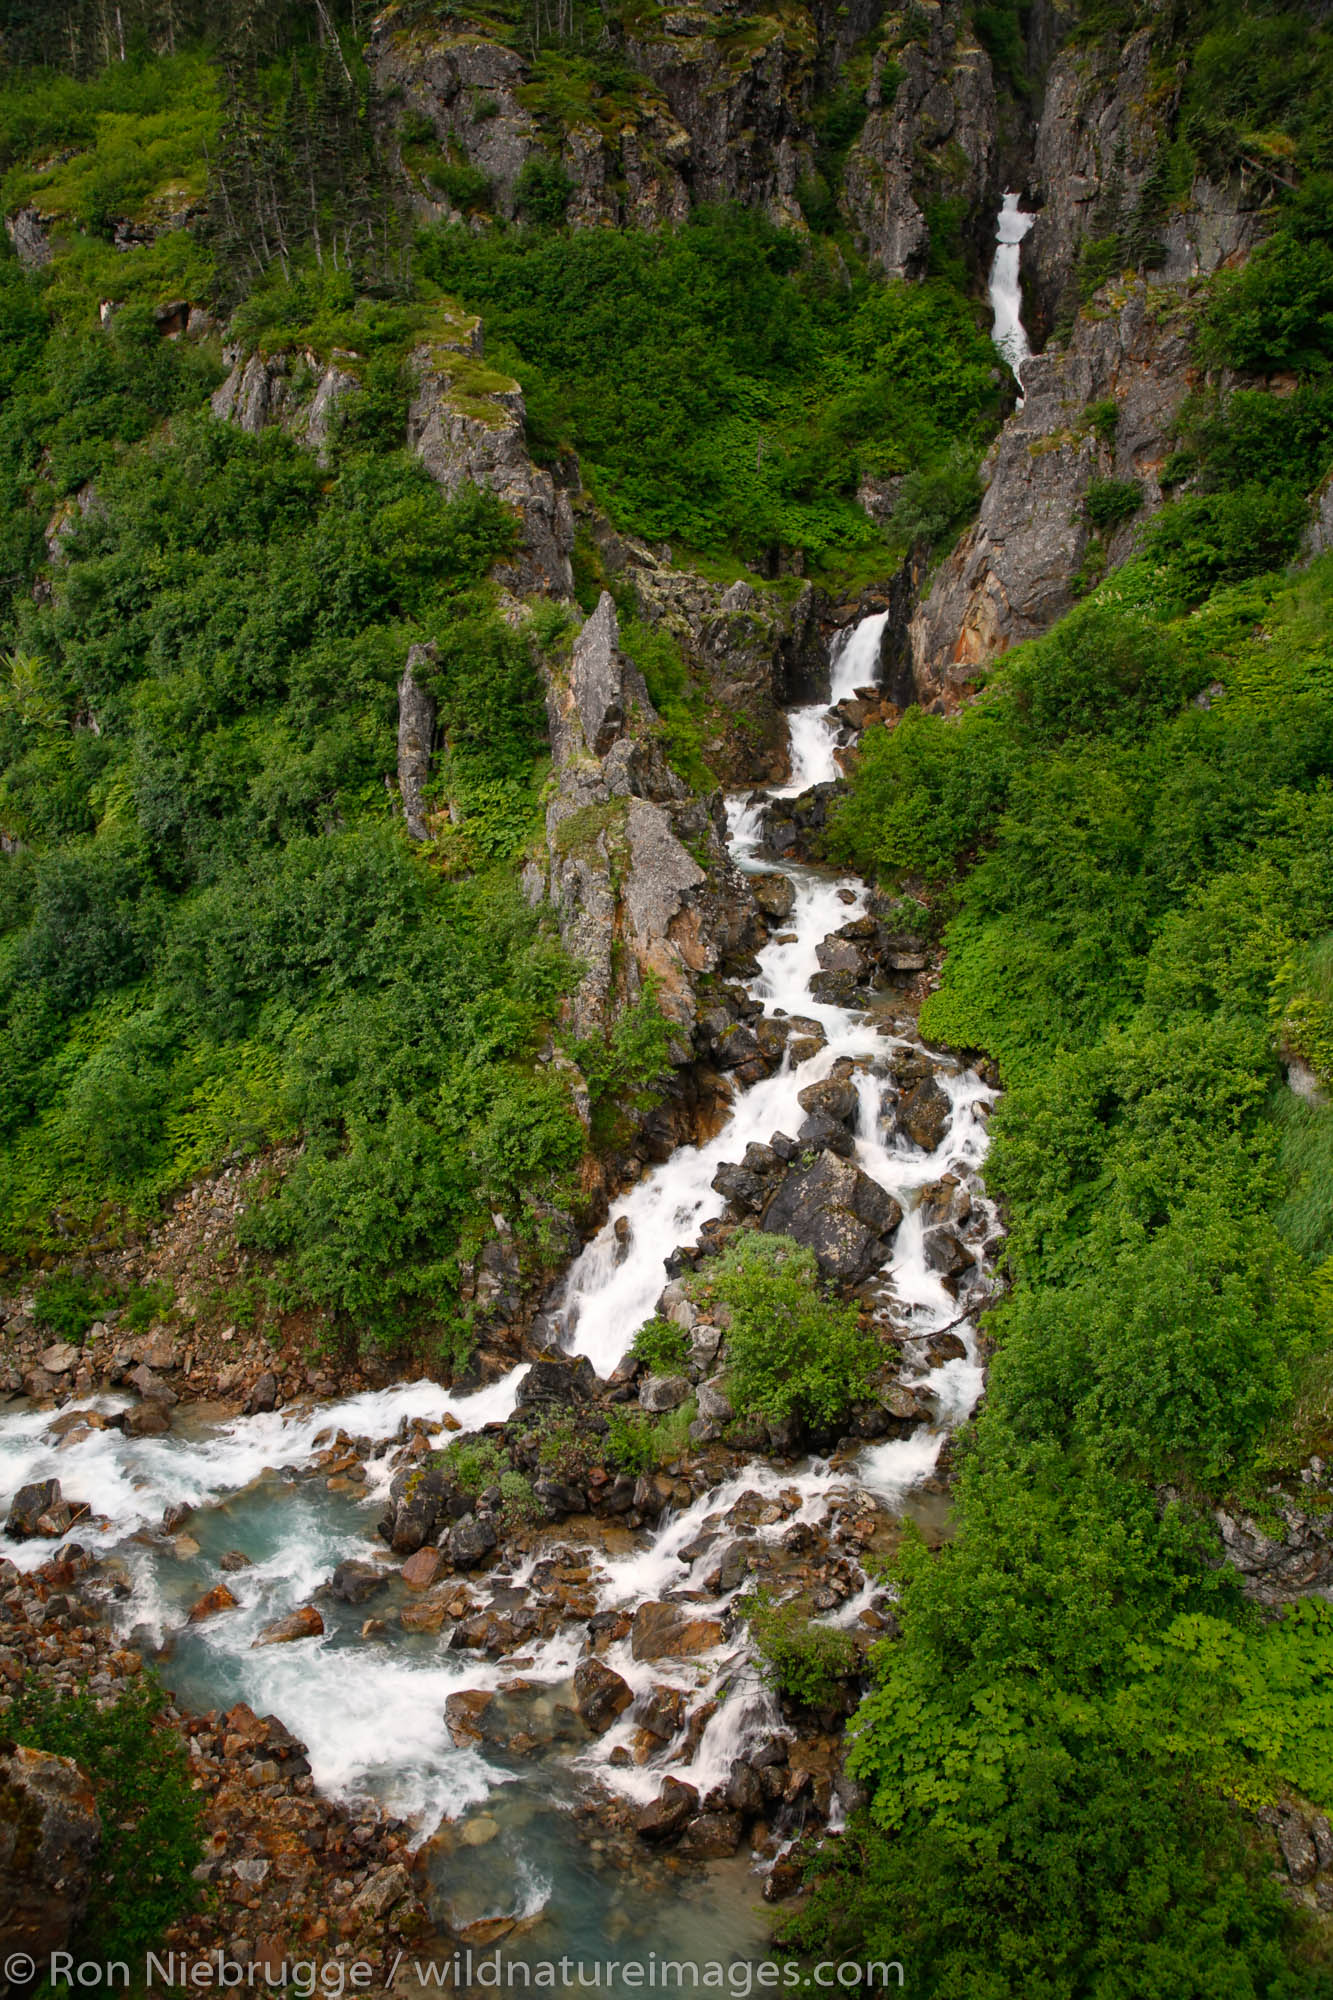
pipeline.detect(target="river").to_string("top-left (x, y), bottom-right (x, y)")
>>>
top-left (0, 609), bottom-right (998, 1975)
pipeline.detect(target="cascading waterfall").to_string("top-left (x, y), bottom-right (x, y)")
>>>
top-left (989, 190), bottom-right (1036, 398)
top-left (0, 610), bottom-right (999, 1951)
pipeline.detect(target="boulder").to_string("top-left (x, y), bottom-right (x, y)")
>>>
top-left (631, 1600), bottom-right (724, 1662)
top-left (138, 1329), bottom-right (180, 1372)
top-left (896, 1076), bottom-right (951, 1151)
top-left (245, 1370), bottom-right (279, 1414)
top-left (796, 1112), bottom-right (855, 1159)
top-left (515, 1356), bottom-right (600, 1407)
top-left (129, 1364), bottom-right (178, 1406)
top-left (634, 1684), bottom-right (685, 1741)
top-left (638, 1373), bottom-right (693, 1413)
top-left (6, 1480), bottom-right (60, 1540)
top-left (38, 1342), bottom-right (80, 1377)
top-left (445, 1690), bottom-right (495, 1748)
top-left (328, 1559), bottom-right (389, 1604)
top-left (252, 1605), bottom-right (324, 1647)
top-left (677, 1810), bottom-right (743, 1859)
top-left (573, 1658), bottom-right (634, 1734)
top-left (124, 1400), bottom-right (172, 1437)
top-left (400, 1546), bottom-right (446, 1591)
top-left (220, 1550), bottom-right (253, 1573)
top-left (0, 1744), bottom-right (101, 1960)
top-left (796, 1075), bottom-right (859, 1124)
top-left (751, 872), bottom-right (796, 921)
top-left (814, 937), bottom-right (868, 979)
top-left (188, 1583), bottom-right (239, 1622)
top-left (634, 1777), bottom-right (698, 1842)
top-left (446, 1513), bottom-right (498, 1569)
top-left (761, 1152), bottom-right (903, 1284)
top-left (352, 1863), bottom-right (412, 1920)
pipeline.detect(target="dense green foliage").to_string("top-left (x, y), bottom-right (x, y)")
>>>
top-left (421, 212), bottom-right (1002, 575)
top-left (819, 536), bottom-right (1333, 1987)
top-left (692, 1231), bottom-right (880, 1429)
top-left (8, 1675), bottom-right (203, 1959)
top-left (746, 1588), bottom-right (861, 1709)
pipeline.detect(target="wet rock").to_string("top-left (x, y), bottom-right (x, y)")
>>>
top-left (762, 1152), bottom-right (903, 1284)
top-left (796, 1075), bottom-right (859, 1125)
top-left (245, 1371), bottom-right (279, 1415)
top-left (634, 1684), bottom-right (686, 1741)
top-left (923, 1228), bottom-right (973, 1286)
top-left (573, 1658), bottom-right (634, 1733)
top-left (763, 1855), bottom-right (803, 1903)
top-left (638, 1373), bottom-right (693, 1413)
top-left (220, 1550), bottom-right (254, 1573)
top-left (796, 1112), bottom-right (855, 1159)
top-left (516, 1357), bottom-right (600, 1407)
top-left (725, 1762), bottom-right (765, 1817)
top-left (751, 873), bottom-right (796, 921)
top-left (895, 1076), bottom-right (951, 1152)
top-left (6, 1480), bottom-right (60, 1540)
top-left (631, 1601), bottom-right (724, 1661)
top-left (0, 1743), bottom-right (101, 1959)
top-left (814, 937), bottom-right (868, 980)
top-left (677, 1810), bottom-right (743, 1860)
top-left (400, 1592), bottom-right (451, 1634)
top-left (532, 1476), bottom-right (587, 1519)
top-left (711, 1162), bottom-right (767, 1212)
top-left (329, 1559), bottom-right (389, 1605)
top-left (446, 1513), bottom-right (498, 1568)
top-left (124, 1399), bottom-right (172, 1437)
top-left (352, 1862), bottom-right (412, 1920)
top-left (444, 1690), bottom-right (495, 1749)
top-left (188, 1583), bottom-right (239, 1622)
top-left (401, 1546), bottom-right (447, 1591)
top-left (129, 1364), bottom-right (178, 1406)
top-left (253, 1606), bottom-right (324, 1647)
top-left (635, 1777), bottom-right (698, 1842)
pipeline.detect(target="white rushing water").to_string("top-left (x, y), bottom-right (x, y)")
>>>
top-left (0, 609), bottom-right (997, 1860)
top-left (989, 191), bottom-right (1036, 397)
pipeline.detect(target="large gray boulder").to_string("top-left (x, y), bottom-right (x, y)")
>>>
top-left (0, 1744), bottom-right (101, 1962)
top-left (762, 1151), bottom-right (903, 1284)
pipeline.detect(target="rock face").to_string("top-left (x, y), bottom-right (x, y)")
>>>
top-left (407, 329), bottom-right (574, 597)
top-left (1027, 32), bottom-right (1268, 337)
top-left (530, 592), bottom-right (758, 1039)
top-left (0, 1744), bottom-right (101, 1961)
top-left (842, 0), bottom-right (996, 279)
top-left (762, 1150), bottom-right (903, 1283)
top-left (210, 349), bottom-right (359, 461)
top-left (1216, 1503), bottom-right (1333, 1607)
top-left (909, 281), bottom-right (1196, 699)
top-left (397, 643), bottom-right (437, 842)
top-left (631, 1600), bottom-right (725, 1661)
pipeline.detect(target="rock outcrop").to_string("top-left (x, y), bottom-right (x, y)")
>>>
top-left (0, 1743), bottom-right (101, 1963)
top-left (529, 592), bottom-right (757, 1039)
top-left (842, 0), bottom-right (997, 279)
top-left (909, 279), bottom-right (1196, 699)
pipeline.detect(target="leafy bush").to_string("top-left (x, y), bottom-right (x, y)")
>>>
top-left (891, 446), bottom-right (983, 553)
top-left (746, 1589), bottom-right (860, 1708)
top-left (1083, 476), bottom-right (1142, 533)
top-left (32, 1268), bottom-right (119, 1340)
top-left (8, 1675), bottom-right (203, 1959)
top-left (630, 1315), bottom-right (691, 1375)
top-left (694, 1232), bottom-right (879, 1427)
top-left (514, 155), bottom-right (574, 227)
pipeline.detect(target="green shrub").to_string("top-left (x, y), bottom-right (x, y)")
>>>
top-left (1082, 476), bottom-right (1142, 533)
top-left (695, 1232), bottom-right (879, 1427)
top-left (604, 1407), bottom-right (658, 1475)
top-left (428, 158), bottom-right (493, 213)
top-left (439, 1435), bottom-right (507, 1492)
top-left (746, 1589), bottom-right (860, 1708)
top-left (630, 1315), bottom-right (691, 1375)
top-left (8, 1675), bottom-right (203, 1959)
top-left (514, 155), bottom-right (574, 227)
top-left (32, 1268), bottom-right (119, 1341)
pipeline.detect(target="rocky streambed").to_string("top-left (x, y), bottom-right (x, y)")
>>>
top-left (0, 614), bottom-right (1002, 1983)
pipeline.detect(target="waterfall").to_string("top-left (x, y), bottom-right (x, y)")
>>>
top-left (989, 191), bottom-right (1036, 399)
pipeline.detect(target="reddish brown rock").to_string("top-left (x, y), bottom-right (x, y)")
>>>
top-left (188, 1583), bottom-right (239, 1622)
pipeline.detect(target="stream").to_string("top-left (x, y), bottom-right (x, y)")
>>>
top-left (0, 610), bottom-right (999, 1975)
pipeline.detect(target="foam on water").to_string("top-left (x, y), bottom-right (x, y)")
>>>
top-left (990, 191), bottom-right (1036, 396)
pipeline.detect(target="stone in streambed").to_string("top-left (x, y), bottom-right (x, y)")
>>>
top-left (252, 1605), bottom-right (323, 1647)
top-left (6, 1480), bottom-right (60, 1539)
top-left (124, 1400), bottom-right (172, 1437)
top-left (631, 1600), bottom-right (724, 1661)
top-left (751, 872), bottom-right (796, 921)
top-left (635, 1777), bottom-right (698, 1842)
top-left (678, 1810), bottom-right (744, 1859)
top-left (445, 1513), bottom-right (497, 1568)
top-left (573, 1657), bottom-right (634, 1734)
top-left (895, 1075), bottom-right (951, 1151)
top-left (761, 1151), bottom-right (902, 1285)
top-left (401, 1545), bottom-right (446, 1590)
top-left (328, 1558), bottom-right (389, 1604)
top-left (188, 1583), bottom-right (239, 1622)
